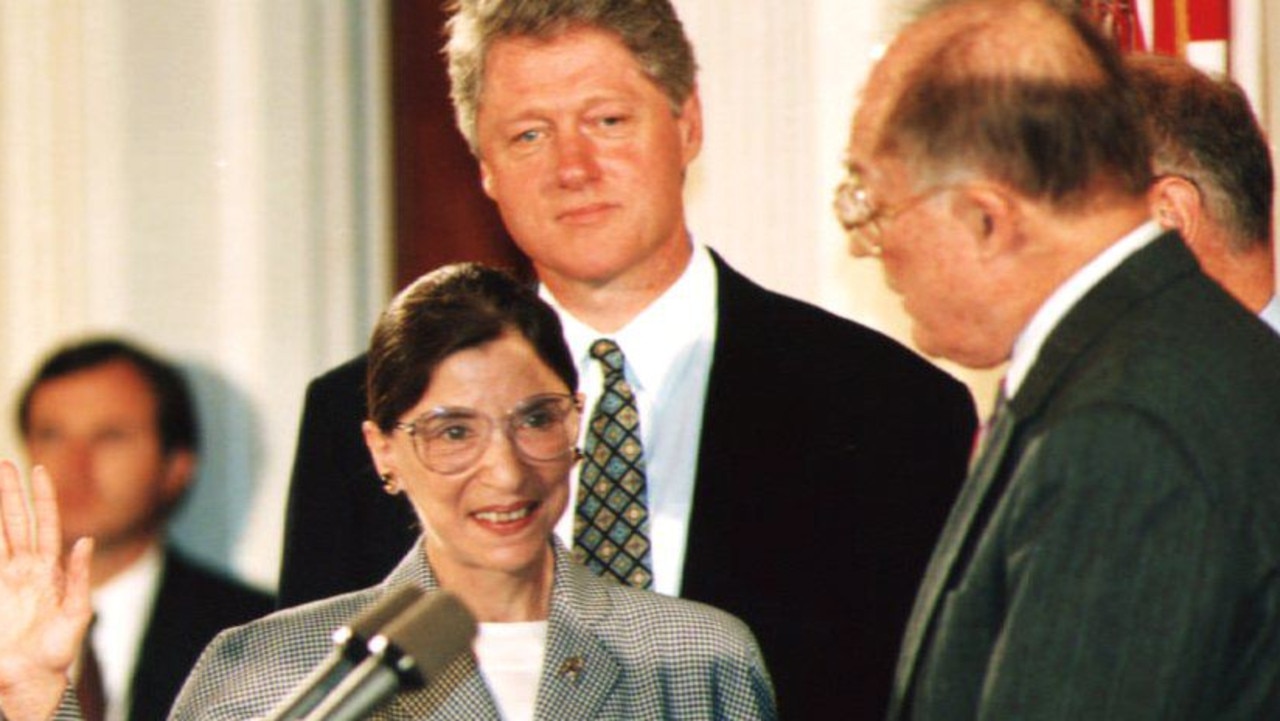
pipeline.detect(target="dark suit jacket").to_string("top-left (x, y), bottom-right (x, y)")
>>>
top-left (889, 234), bottom-right (1280, 720)
top-left (128, 548), bottom-right (274, 721)
top-left (278, 253), bottom-right (976, 719)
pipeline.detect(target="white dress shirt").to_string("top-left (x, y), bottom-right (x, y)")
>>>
top-left (1006, 220), bottom-right (1164, 398)
top-left (542, 244), bottom-right (719, 596)
top-left (1259, 294), bottom-right (1280, 335)
top-left (90, 544), bottom-right (164, 721)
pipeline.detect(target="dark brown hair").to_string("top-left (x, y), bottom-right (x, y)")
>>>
top-left (17, 336), bottom-right (199, 455)
top-left (366, 262), bottom-right (577, 431)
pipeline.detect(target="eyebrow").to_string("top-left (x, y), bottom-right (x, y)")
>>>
top-left (418, 407), bottom-right (481, 421)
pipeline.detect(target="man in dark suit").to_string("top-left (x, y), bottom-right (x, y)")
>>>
top-left (279, 1), bottom-right (976, 717)
top-left (16, 337), bottom-right (273, 720)
top-left (840, 1), bottom-right (1280, 718)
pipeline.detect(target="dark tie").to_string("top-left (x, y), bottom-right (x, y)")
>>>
top-left (77, 618), bottom-right (106, 721)
top-left (573, 339), bottom-right (654, 589)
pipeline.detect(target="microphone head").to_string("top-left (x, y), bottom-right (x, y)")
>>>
top-left (371, 590), bottom-right (477, 687)
top-left (263, 586), bottom-right (425, 721)
top-left (333, 585), bottom-right (423, 655)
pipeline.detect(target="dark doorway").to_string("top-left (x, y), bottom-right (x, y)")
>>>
top-left (390, 0), bottom-right (530, 290)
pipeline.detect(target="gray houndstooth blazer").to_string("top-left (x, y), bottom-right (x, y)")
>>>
top-left (155, 538), bottom-right (775, 720)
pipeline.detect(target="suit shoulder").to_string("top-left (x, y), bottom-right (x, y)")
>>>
top-left (190, 587), bottom-right (383, 689)
top-left (1041, 279), bottom-right (1280, 440)
top-left (713, 256), bottom-right (969, 399)
top-left (607, 584), bottom-right (762, 654)
top-left (173, 589), bottom-right (381, 719)
top-left (308, 353), bottom-right (370, 394)
top-left (208, 587), bottom-right (374, 659)
top-left (163, 550), bottom-right (275, 620)
top-left (293, 352), bottom-right (371, 440)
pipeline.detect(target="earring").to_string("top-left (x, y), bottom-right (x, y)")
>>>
top-left (572, 447), bottom-right (585, 462)
top-left (380, 472), bottom-right (400, 496)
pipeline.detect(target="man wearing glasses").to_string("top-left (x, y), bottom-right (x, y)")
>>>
top-left (841, 1), bottom-right (1280, 718)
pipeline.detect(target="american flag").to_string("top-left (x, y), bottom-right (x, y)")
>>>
top-left (1080, 0), bottom-right (1233, 73)
top-left (1150, 0), bottom-right (1231, 71)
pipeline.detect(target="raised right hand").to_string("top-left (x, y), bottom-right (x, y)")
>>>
top-left (0, 460), bottom-right (93, 721)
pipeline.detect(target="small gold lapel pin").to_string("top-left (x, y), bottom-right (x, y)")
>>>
top-left (557, 656), bottom-right (585, 683)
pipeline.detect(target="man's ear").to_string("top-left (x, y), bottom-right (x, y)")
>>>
top-left (954, 183), bottom-right (1018, 260)
top-left (676, 87), bottom-right (704, 168)
top-left (479, 158), bottom-right (496, 199)
top-left (161, 449), bottom-right (196, 505)
top-left (1149, 174), bottom-right (1202, 243)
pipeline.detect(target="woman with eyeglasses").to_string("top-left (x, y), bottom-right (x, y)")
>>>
top-left (0, 263), bottom-right (775, 721)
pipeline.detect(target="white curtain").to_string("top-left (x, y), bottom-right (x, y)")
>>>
top-left (675, 0), bottom-right (1006, 411)
top-left (0, 0), bottom-right (389, 589)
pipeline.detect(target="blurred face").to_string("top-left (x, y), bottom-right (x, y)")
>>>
top-left (364, 332), bottom-right (578, 584)
top-left (23, 360), bottom-right (192, 551)
top-left (475, 26), bottom-right (702, 293)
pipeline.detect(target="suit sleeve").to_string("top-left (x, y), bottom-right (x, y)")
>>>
top-left (975, 407), bottom-right (1240, 720)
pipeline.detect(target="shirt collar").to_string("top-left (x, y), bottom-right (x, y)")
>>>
top-left (1259, 294), bottom-right (1280, 335)
top-left (1005, 219), bottom-right (1164, 397)
top-left (91, 542), bottom-right (163, 619)
top-left (542, 244), bottom-right (717, 393)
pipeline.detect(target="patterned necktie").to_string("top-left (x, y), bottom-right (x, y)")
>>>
top-left (573, 339), bottom-right (653, 589)
top-left (77, 616), bottom-right (106, 721)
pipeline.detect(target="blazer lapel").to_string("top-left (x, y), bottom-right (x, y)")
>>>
top-left (681, 250), bottom-right (744, 600)
top-left (535, 616), bottom-right (620, 718)
top-left (535, 546), bottom-right (622, 718)
top-left (129, 552), bottom-right (181, 721)
top-left (888, 396), bottom-right (1018, 719)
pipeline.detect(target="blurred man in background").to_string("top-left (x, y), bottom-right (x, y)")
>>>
top-left (1128, 52), bottom-right (1279, 332)
top-left (17, 337), bottom-right (272, 721)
